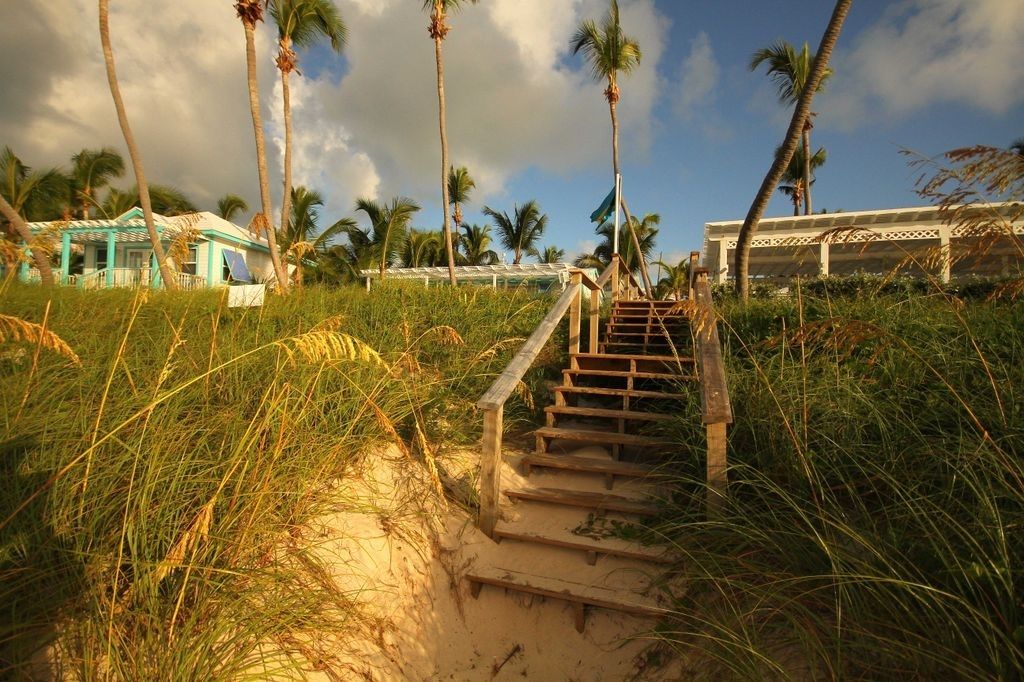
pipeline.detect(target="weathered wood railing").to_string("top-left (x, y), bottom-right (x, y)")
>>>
top-left (596, 253), bottom-right (644, 303)
top-left (476, 269), bottom-right (604, 536)
top-left (688, 253), bottom-right (733, 515)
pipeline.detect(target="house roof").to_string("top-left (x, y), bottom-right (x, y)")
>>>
top-left (360, 262), bottom-right (583, 281)
top-left (27, 208), bottom-right (270, 248)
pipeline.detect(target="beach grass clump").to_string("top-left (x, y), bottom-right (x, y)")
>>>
top-left (0, 281), bottom-right (553, 679)
top-left (653, 282), bottom-right (1024, 680)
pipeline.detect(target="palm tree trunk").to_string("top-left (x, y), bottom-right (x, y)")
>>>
top-left (81, 186), bottom-right (91, 220)
top-left (609, 97), bottom-right (654, 296)
top-left (242, 20), bottom-right (290, 293)
top-left (99, 0), bottom-right (177, 290)
top-left (434, 30), bottom-right (458, 286)
top-left (279, 47), bottom-right (295, 291)
top-left (802, 126), bottom-right (813, 215)
top-left (734, 0), bottom-right (851, 301)
top-left (0, 195), bottom-right (53, 286)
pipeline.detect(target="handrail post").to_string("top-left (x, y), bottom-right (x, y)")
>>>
top-left (569, 272), bottom-right (582, 356)
top-left (479, 406), bottom-right (503, 537)
top-left (610, 255), bottom-right (620, 303)
top-left (588, 287), bottom-right (599, 354)
top-left (706, 421), bottom-right (728, 516)
top-left (688, 251), bottom-right (700, 299)
top-left (692, 268), bottom-right (733, 518)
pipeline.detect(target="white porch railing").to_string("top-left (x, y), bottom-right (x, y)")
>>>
top-left (72, 268), bottom-right (206, 290)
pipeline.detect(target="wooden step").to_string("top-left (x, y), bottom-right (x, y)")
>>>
top-left (615, 301), bottom-right (677, 308)
top-left (607, 319), bottom-right (686, 327)
top-left (571, 352), bottom-right (694, 364)
top-left (545, 405), bottom-right (674, 423)
top-left (492, 518), bottom-right (675, 565)
top-left (553, 385), bottom-right (689, 400)
top-left (535, 426), bottom-right (671, 449)
top-left (521, 452), bottom-right (660, 478)
top-left (466, 565), bottom-right (672, 632)
top-left (505, 487), bottom-right (661, 515)
top-left (563, 368), bottom-right (689, 381)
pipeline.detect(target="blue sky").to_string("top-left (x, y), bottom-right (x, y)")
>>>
top-left (459, 0), bottom-right (1023, 263)
top-left (2, 0), bottom-right (1022, 267)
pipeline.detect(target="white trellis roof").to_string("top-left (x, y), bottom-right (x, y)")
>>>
top-left (703, 202), bottom-right (1023, 282)
top-left (361, 262), bottom-right (581, 281)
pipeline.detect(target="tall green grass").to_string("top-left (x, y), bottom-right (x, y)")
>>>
top-left (0, 281), bottom-right (554, 679)
top-left (655, 281), bottom-right (1024, 680)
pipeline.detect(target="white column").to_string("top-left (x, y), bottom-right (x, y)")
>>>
top-left (819, 241), bottom-right (830, 277)
top-left (939, 226), bottom-right (951, 283)
top-left (716, 240), bottom-right (729, 285)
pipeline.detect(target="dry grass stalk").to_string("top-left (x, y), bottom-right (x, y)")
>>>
top-left (514, 380), bottom-right (535, 410)
top-left (0, 312), bottom-right (81, 366)
top-left (312, 315), bottom-right (345, 332)
top-left (762, 317), bottom-right (891, 365)
top-left (165, 221), bottom-right (202, 267)
top-left (471, 337), bottom-right (525, 363)
top-left (274, 331), bottom-right (384, 366)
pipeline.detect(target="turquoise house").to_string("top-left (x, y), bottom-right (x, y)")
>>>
top-left (19, 208), bottom-right (276, 289)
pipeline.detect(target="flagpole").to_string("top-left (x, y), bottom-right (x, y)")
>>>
top-left (613, 173), bottom-right (621, 256)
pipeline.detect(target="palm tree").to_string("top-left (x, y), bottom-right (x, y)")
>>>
top-left (575, 213), bottom-right (658, 276)
top-left (100, 184), bottom-right (198, 218)
top-left (424, 0), bottom-right (479, 285)
top-left (99, 0), bottom-right (177, 289)
top-left (404, 228), bottom-right (445, 268)
top-left (0, 148), bottom-right (66, 284)
top-left (217, 193), bottom-right (249, 222)
top-left (734, 0), bottom-right (852, 300)
top-left (482, 200), bottom-right (547, 265)
top-left (750, 41), bottom-right (833, 216)
top-left (652, 257), bottom-right (689, 300)
top-left (352, 196), bottom-right (420, 280)
top-left (269, 0), bottom-right (346, 289)
top-left (277, 186), bottom-right (354, 285)
top-left (571, 0), bottom-right (652, 293)
top-left (448, 165), bottom-right (475, 231)
top-left (778, 143), bottom-right (827, 216)
top-left (235, 0), bottom-right (291, 292)
top-left (458, 223), bottom-right (498, 266)
top-left (528, 245), bottom-right (566, 264)
top-left (70, 147), bottom-right (124, 219)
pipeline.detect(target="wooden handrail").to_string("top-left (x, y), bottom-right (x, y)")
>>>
top-left (690, 267), bottom-right (733, 514)
top-left (477, 281), bottom-right (582, 411)
top-left (477, 271), bottom-right (602, 536)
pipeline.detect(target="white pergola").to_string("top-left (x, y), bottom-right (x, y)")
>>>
top-left (703, 203), bottom-right (1024, 284)
top-left (360, 263), bottom-right (592, 290)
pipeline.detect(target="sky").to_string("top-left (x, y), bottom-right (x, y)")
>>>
top-left (2, 0), bottom-right (1022, 267)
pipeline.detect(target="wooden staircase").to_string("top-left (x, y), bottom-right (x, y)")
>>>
top-left (467, 256), bottom-right (731, 633)
top-left (465, 257), bottom-right (736, 633)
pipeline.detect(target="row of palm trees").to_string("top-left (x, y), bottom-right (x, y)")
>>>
top-left (279, 188), bottom-right (571, 285)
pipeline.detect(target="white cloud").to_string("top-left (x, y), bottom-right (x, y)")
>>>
top-left (673, 31), bottom-right (730, 140)
top-left (675, 32), bottom-right (718, 118)
top-left (0, 0), bottom-right (668, 230)
top-left (821, 0), bottom-right (1024, 129)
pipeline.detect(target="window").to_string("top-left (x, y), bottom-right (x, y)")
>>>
top-left (96, 246), bottom-right (108, 270)
top-left (181, 247), bottom-right (197, 275)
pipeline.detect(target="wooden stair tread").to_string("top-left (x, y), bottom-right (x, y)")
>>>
top-left (545, 405), bottom-right (673, 422)
top-left (563, 368), bottom-right (688, 381)
top-left (571, 352), bottom-right (694, 363)
top-left (466, 565), bottom-right (672, 620)
top-left (492, 519), bottom-right (674, 563)
top-left (505, 487), bottom-right (661, 515)
top-left (535, 426), bottom-right (671, 447)
top-left (554, 385), bottom-right (689, 399)
top-left (522, 452), bottom-right (659, 477)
